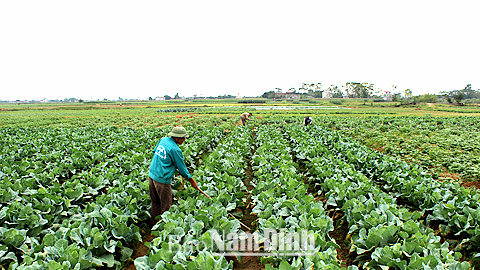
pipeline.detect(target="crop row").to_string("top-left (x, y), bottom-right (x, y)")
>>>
top-left (323, 116), bottom-right (480, 181)
top-left (0, 125), bottom-right (226, 269)
top-left (134, 126), bottom-right (253, 269)
top-left (307, 125), bottom-right (480, 252)
top-left (250, 125), bottom-right (341, 269)
top-left (0, 109), bottom-right (237, 129)
top-left (284, 124), bottom-right (474, 269)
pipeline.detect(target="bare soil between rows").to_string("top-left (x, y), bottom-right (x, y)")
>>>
top-left (230, 135), bottom-right (265, 270)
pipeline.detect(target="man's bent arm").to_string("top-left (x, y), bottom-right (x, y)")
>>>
top-left (171, 149), bottom-right (193, 180)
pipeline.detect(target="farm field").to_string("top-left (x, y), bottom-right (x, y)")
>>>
top-left (316, 116), bottom-right (480, 185)
top-left (1, 103), bottom-right (480, 269)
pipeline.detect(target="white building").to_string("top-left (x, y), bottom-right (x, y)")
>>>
top-left (322, 90), bottom-right (332, 99)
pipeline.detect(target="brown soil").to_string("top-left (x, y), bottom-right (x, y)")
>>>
top-left (231, 256), bottom-right (265, 270)
top-left (315, 195), bottom-right (327, 204)
top-left (370, 145), bottom-right (385, 153)
top-left (328, 211), bottom-right (352, 268)
top-left (231, 139), bottom-right (265, 270)
top-left (123, 232), bottom-right (155, 270)
top-left (439, 169), bottom-right (460, 181)
top-left (461, 181), bottom-right (480, 190)
top-left (433, 168), bottom-right (479, 191)
top-left (133, 233), bottom-right (155, 258)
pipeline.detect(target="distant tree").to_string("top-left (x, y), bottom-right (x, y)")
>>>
top-left (442, 84), bottom-right (480, 105)
top-left (78, 99), bottom-right (83, 103)
top-left (164, 95), bottom-right (172, 100)
top-left (458, 84), bottom-right (480, 99)
top-left (416, 94), bottom-right (439, 103)
top-left (345, 82), bottom-right (373, 98)
top-left (310, 83), bottom-right (321, 97)
top-left (174, 93), bottom-right (180, 99)
top-left (216, 94), bottom-right (235, 99)
top-left (392, 93), bottom-right (401, 102)
top-left (262, 91), bottom-right (276, 99)
top-left (332, 87), bottom-right (343, 98)
top-left (275, 88), bottom-right (282, 93)
top-left (462, 84), bottom-right (476, 99)
top-left (149, 97), bottom-right (152, 101)
top-left (404, 89), bottom-right (413, 100)
top-left (453, 91), bottom-right (465, 104)
top-left (300, 83), bottom-right (308, 94)
top-left (389, 85), bottom-right (403, 101)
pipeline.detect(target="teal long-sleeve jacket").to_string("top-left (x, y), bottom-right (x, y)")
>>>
top-left (149, 137), bottom-right (192, 184)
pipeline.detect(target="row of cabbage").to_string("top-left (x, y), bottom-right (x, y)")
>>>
top-left (0, 109), bottom-right (236, 129)
top-left (308, 125), bottom-right (480, 253)
top-left (250, 125), bottom-right (342, 269)
top-left (324, 116), bottom-right (480, 181)
top-left (134, 126), bottom-right (253, 270)
top-left (0, 127), bottom-right (162, 269)
top-left (0, 125), bottom-right (226, 269)
top-left (284, 124), bottom-right (473, 269)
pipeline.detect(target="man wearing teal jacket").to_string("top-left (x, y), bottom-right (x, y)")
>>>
top-left (148, 126), bottom-right (198, 224)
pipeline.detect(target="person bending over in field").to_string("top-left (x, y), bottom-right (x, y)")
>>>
top-left (148, 126), bottom-right (198, 226)
top-left (303, 116), bottom-right (313, 126)
top-left (240, 112), bottom-right (253, 126)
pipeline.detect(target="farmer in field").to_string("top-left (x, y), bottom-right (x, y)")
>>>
top-left (303, 116), bottom-right (313, 126)
top-left (148, 126), bottom-right (198, 225)
top-left (240, 112), bottom-right (253, 126)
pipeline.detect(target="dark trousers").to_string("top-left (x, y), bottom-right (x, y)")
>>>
top-left (241, 118), bottom-right (246, 126)
top-left (149, 177), bottom-right (172, 224)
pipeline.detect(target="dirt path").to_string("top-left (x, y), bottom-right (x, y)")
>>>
top-left (123, 224), bottom-right (154, 270)
top-left (231, 132), bottom-right (265, 270)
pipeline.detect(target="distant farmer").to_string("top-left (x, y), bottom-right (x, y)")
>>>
top-left (303, 116), bottom-right (313, 126)
top-left (148, 126), bottom-right (198, 225)
top-left (240, 112), bottom-right (253, 126)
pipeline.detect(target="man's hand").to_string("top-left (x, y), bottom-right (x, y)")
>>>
top-left (188, 178), bottom-right (198, 189)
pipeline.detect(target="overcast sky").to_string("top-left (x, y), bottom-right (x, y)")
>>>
top-left (1, 0), bottom-right (478, 101)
